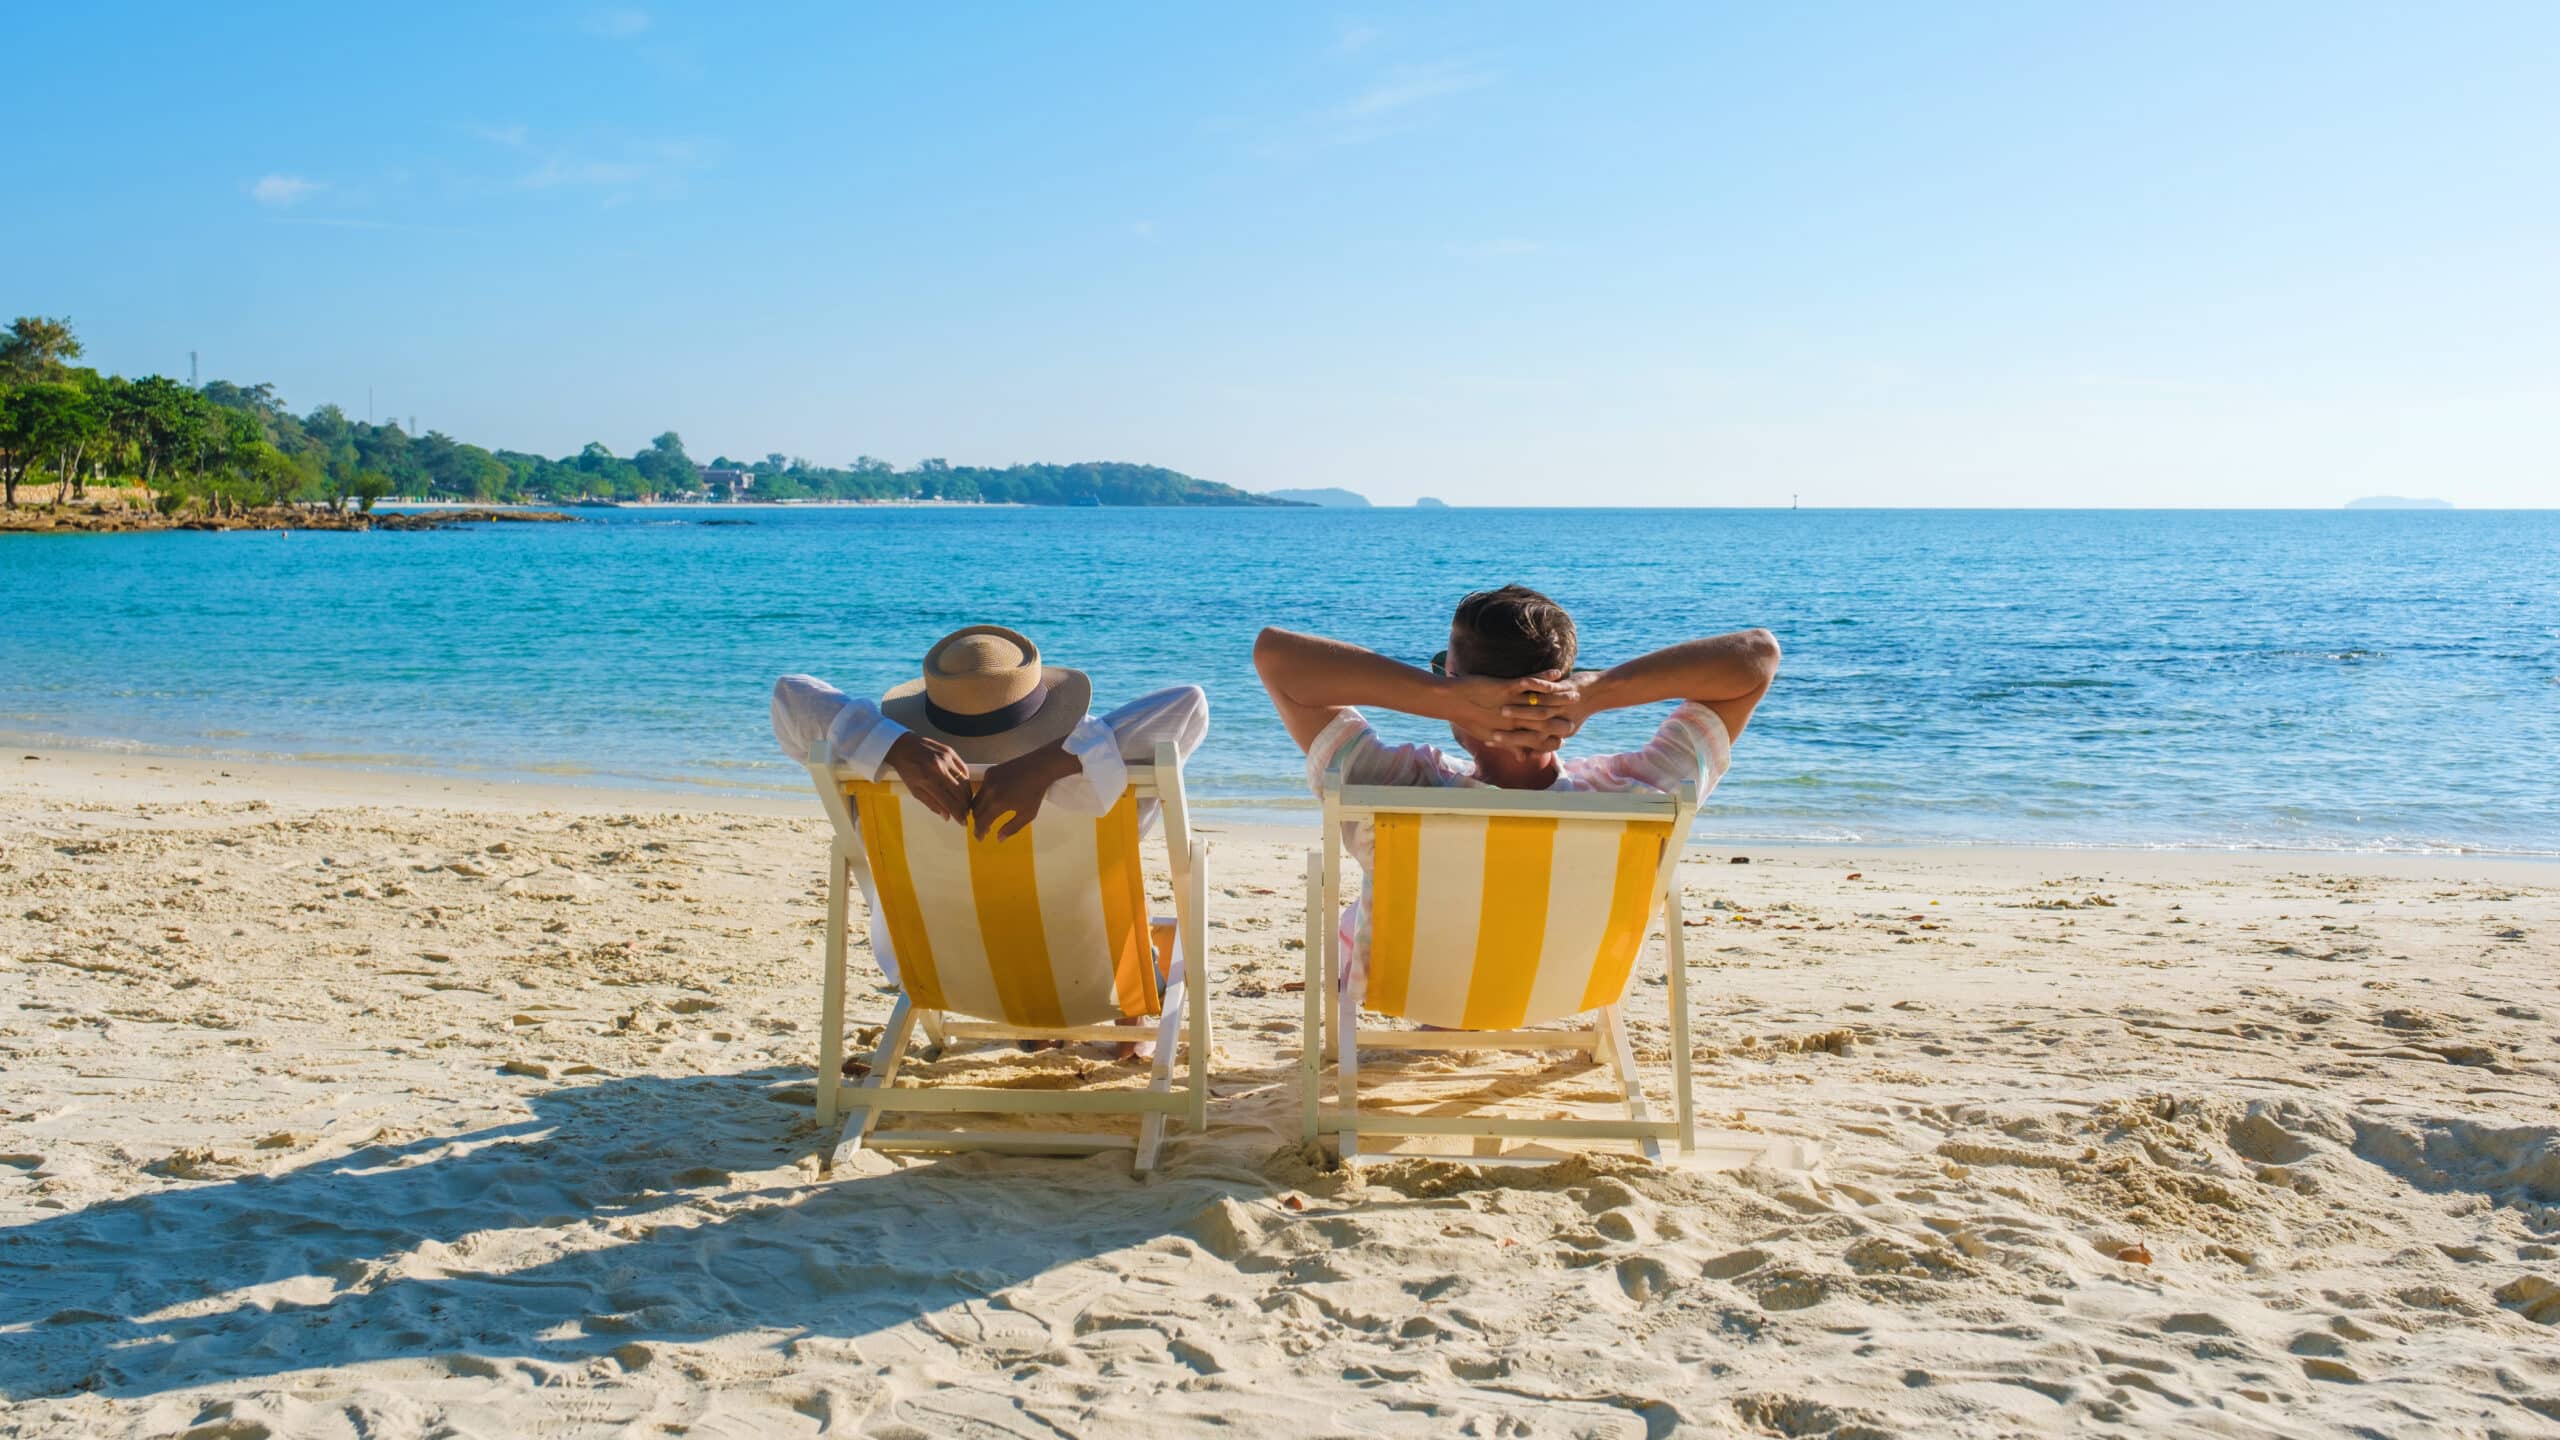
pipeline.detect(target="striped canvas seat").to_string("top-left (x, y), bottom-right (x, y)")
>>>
top-left (806, 739), bottom-right (1210, 1174)
top-left (1360, 812), bottom-right (1674, 1030)
top-left (848, 781), bottom-right (1159, 1028)
top-left (1306, 774), bottom-right (1704, 1163)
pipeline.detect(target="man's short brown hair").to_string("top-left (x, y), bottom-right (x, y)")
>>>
top-left (1450, 585), bottom-right (1577, 679)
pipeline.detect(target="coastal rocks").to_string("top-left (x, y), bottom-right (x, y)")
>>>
top-left (1, 501), bottom-right (575, 535)
top-left (370, 509), bottom-right (577, 530)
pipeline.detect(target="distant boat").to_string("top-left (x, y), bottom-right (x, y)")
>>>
top-left (567, 498), bottom-right (623, 509)
top-left (1072, 495), bottom-right (1103, 507)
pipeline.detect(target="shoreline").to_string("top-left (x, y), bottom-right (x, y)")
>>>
top-left (8, 740), bottom-right (2554, 877)
top-left (377, 498), bottom-right (1034, 510)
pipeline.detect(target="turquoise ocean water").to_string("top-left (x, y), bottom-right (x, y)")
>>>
top-left (2, 507), bottom-right (2553, 853)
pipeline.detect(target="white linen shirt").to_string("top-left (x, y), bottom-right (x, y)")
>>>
top-left (1306, 702), bottom-right (1732, 1000)
top-left (773, 675), bottom-right (1208, 984)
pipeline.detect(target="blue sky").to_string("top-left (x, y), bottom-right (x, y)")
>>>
top-left (9, 3), bottom-right (2555, 506)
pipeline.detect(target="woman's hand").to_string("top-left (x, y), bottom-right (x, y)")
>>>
top-left (885, 732), bottom-right (973, 824)
top-left (1446, 671), bottom-right (1582, 752)
top-left (970, 743), bottom-right (1078, 840)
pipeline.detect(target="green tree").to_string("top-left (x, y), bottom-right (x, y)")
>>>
top-left (634, 431), bottom-right (700, 495)
top-left (353, 424), bottom-right (405, 487)
top-left (303, 404), bottom-right (360, 507)
top-left (0, 385), bottom-right (26, 508)
top-left (10, 381), bottom-right (103, 506)
top-left (158, 388), bottom-right (220, 500)
top-left (573, 441), bottom-right (646, 499)
top-left (244, 442), bottom-right (318, 509)
top-left (98, 375), bottom-right (195, 504)
top-left (0, 316), bottom-right (82, 381)
top-left (199, 379), bottom-right (285, 426)
top-left (199, 407), bottom-right (269, 515)
top-left (414, 430), bottom-right (461, 497)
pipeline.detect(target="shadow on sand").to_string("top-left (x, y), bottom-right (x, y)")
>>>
top-left (0, 1070), bottom-right (1281, 1403)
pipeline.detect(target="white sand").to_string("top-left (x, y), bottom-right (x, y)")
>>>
top-left (2, 748), bottom-right (2555, 1437)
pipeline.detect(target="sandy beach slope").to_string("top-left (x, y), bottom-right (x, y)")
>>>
top-left (2, 749), bottom-right (2555, 1437)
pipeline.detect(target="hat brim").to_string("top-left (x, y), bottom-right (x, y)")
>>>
top-left (878, 667), bottom-right (1092, 767)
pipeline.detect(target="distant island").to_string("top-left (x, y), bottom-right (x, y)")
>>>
top-left (1262, 487), bottom-right (1371, 508)
top-left (1260, 487), bottom-right (1452, 509)
top-left (0, 313), bottom-right (1296, 528)
top-left (2345, 496), bottom-right (2455, 510)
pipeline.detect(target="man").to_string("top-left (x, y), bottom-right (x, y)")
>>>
top-left (773, 624), bottom-right (1206, 991)
top-left (1252, 585), bottom-right (1778, 999)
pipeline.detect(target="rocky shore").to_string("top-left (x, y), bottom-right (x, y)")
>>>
top-left (0, 502), bottom-right (576, 535)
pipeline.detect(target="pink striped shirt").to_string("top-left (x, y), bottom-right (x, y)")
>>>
top-left (1307, 703), bottom-right (1732, 996)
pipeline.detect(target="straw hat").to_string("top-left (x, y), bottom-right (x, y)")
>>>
top-left (879, 625), bottom-right (1091, 765)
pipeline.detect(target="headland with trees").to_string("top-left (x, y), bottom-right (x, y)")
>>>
top-left (0, 315), bottom-right (1294, 532)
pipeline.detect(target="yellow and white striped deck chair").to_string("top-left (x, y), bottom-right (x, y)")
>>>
top-left (806, 738), bottom-right (1209, 1174)
top-left (1306, 764), bottom-right (1701, 1162)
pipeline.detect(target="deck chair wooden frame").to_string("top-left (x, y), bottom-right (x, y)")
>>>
top-left (806, 738), bottom-right (1210, 1174)
top-left (1304, 766), bottom-right (1701, 1163)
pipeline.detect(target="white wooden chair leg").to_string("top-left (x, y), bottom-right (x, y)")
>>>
top-left (1302, 849), bottom-right (1323, 1143)
top-left (1320, 837), bottom-right (1343, 1063)
top-left (1336, 993), bottom-right (1361, 1162)
top-left (1598, 1005), bottom-right (1662, 1162)
top-left (1137, 979), bottom-right (1183, 1172)
top-left (1181, 838), bottom-right (1209, 1131)
top-left (918, 1006), bottom-right (949, 1053)
top-left (816, 845), bottom-right (851, 1128)
top-left (825, 995), bottom-right (918, 1173)
top-left (1664, 892), bottom-right (1696, 1155)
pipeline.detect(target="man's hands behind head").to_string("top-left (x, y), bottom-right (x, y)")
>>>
top-left (1449, 671), bottom-right (1585, 754)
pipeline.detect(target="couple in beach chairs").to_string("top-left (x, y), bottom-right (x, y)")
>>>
top-left (771, 588), bottom-right (1779, 1172)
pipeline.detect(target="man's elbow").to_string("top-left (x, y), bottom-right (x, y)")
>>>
top-left (1251, 627), bottom-right (1294, 684)
top-left (1742, 628), bottom-right (1781, 681)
